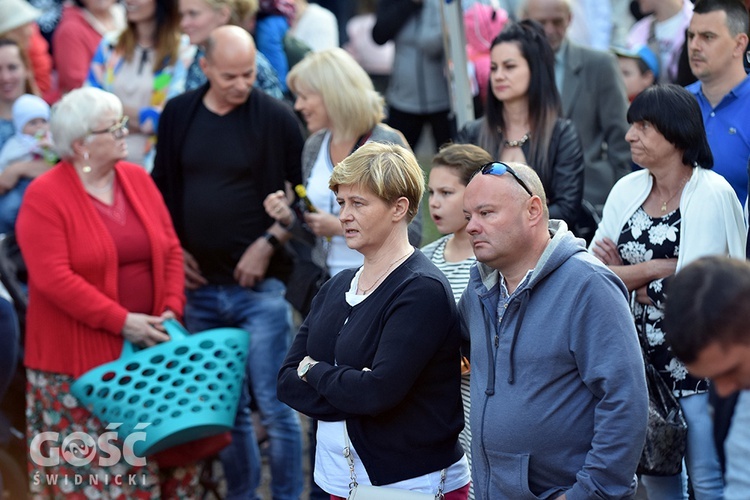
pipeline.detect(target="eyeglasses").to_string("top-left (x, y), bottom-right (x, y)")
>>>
top-left (90, 116), bottom-right (129, 139)
top-left (475, 162), bottom-right (534, 197)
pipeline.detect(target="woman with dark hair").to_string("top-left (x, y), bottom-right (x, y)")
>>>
top-left (458, 19), bottom-right (584, 227)
top-left (590, 83), bottom-right (745, 499)
top-left (52, 0), bottom-right (125, 93)
top-left (86, 0), bottom-right (193, 171)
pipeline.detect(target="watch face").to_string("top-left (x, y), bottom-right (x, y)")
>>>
top-left (299, 362), bottom-right (311, 378)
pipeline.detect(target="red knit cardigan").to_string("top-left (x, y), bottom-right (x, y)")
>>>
top-left (17, 161), bottom-right (185, 377)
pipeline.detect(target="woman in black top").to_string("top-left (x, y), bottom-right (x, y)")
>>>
top-left (277, 142), bottom-right (469, 499)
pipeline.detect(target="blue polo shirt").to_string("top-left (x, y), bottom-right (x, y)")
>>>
top-left (686, 74), bottom-right (750, 205)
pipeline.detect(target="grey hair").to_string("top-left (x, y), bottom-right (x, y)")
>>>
top-left (507, 162), bottom-right (550, 221)
top-left (518, 0), bottom-right (573, 19)
top-left (50, 88), bottom-right (123, 158)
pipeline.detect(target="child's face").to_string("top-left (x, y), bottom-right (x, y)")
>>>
top-left (617, 57), bottom-right (654, 101)
top-left (22, 117), bottom-right (49, 137)
top-left (428, 166), bottom-right (468, 236)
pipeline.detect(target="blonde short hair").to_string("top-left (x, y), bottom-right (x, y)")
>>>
top-left (287, 48), bottom-right (384, 139)
top-left (329, 142), bottom-right (424, 223)
top-left (201, 0), bottom-right (258, 25)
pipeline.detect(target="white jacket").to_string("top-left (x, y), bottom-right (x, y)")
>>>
top-left (590, 167), bottom-right (747, 270)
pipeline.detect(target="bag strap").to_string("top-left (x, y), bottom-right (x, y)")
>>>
top-left (342, 422), bottom-right (446, 499)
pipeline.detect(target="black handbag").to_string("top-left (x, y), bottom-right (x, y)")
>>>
top-left (284, 237), bottom-right (329, 316)
top-left (637, 312), bottom-right (688, 476)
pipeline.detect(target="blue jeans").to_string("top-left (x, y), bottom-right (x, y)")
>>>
top-left (0, 178), bottom-right (31, 234)
top-left (725, 390), bottom-right (750, 500)
top-left (185, 279), bottom-right (302, 500)
top-left (0, 297), bottom-right (19, 403)
top-left (640, 392), bottom-right (724, 499)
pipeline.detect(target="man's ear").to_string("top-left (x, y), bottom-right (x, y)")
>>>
top-left (392, 196), bottom-right (410, 222)
top-left (199, 56), bottom-right (209, 74)
top-left (527, 194), bottom-right (545, 225)
top-left (734, 33), bottom-right (749, 58)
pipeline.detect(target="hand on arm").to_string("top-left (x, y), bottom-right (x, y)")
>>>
top-left (593, 238), bottom-right (676, 291)
top-left (592, 238), bottom-right (623, 265)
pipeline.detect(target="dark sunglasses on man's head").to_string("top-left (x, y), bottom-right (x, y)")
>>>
top-left (474, 161), bottom-right (534, 197)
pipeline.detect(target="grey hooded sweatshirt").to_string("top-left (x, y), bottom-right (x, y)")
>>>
top-left (458, 221), bottom-right (648, 500)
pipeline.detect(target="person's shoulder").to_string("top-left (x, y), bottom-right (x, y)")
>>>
top-left (116, 161), bottom-right (149, 176)
top-left (693, 167), bottom-right (738, 196)
top-left (570, 42), bottom-right (617, 67)
top-left (611, 168), bottom-right (650, 192)
top-left (564, 249), bottom-right (627, 294)
top-left (734, 74), bottom-right (750, 100)
top-left (24, 163), bottom-right (69, 197)
top-left (251, 91), bottom-right (296, 118)
top-left (115, 161), bottom-right (158, 186)
top-left (370, 123), bottom-right (405, 144)
top-left (554, 117), bottom-right (579, 136)
top-left (457, 117), bottom-right (483, 143)
top-left (685, 80), bottom-right (702, 95)
top-left (307, 3), bottom-right (336, 21)
top-left (405, 250), bottom-right (455, 291)
top-left (420, 235), bottom-right (448, 260)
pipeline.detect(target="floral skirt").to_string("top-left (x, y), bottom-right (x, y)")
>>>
top-left (26, 369), bottom-right (201, 499)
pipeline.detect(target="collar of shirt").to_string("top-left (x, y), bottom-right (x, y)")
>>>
top-left (693, 72), bottom-right (750, 111)
top-left (554, 39), bottom-right (569, 93)
top-left (496, 269), bottom-right (534, 324)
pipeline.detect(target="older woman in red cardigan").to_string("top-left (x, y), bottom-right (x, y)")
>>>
top-left (16, 87), bottom-right (195, 497)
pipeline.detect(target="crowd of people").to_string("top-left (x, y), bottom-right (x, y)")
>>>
top-left (0, 0), bottom-right (749, 498)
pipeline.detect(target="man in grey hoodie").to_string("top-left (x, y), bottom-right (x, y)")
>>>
top-left (459, 161), bottom-right (648, 499)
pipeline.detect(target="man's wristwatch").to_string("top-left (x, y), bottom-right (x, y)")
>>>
top-left (263, 232), bottom-right (281, 251)
top-left (298, 362), bottom-right (315, 379)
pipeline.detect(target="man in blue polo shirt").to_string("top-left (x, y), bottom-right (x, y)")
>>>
top-left (685, 0), bottom-right (750, 205)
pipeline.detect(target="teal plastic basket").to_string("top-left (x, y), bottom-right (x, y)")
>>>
top-left (71, 319), bottom-right (249, 457)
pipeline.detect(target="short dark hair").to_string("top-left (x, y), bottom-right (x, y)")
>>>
top-left (431, 143), bottom-right (494, 186)
top-left (693, 0), bottom-right (749, 37)
top-left (664, 256), bottom-right (750, 364)
top-left (627, 84), bottom-right (713, 169)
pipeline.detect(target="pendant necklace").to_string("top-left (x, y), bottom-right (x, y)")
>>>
top-left (659, 176), bottom-right (689, 213)
top-left (358, 250), bottom-right (412, 295)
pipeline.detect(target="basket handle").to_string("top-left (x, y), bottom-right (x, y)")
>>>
top-left (119, 319), bottom-right (191, 359)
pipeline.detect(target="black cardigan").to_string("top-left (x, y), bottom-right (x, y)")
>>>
top-left (277, 250), bottom-right (465, 485)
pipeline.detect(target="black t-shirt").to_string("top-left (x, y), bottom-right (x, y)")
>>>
top-left (181, 103), bottom-right (267, 283)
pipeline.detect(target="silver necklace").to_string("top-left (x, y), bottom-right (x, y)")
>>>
top-left (504, 133), bottom-right (530, 148)
top-left (357, 250), bottom-right (412, 295)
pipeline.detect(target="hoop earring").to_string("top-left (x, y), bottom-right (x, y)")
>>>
top-left (82, 151), bottom-right (92, 173)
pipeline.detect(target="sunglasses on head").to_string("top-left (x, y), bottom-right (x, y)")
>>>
top-left (475, 162), bottom-right (534, 197)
